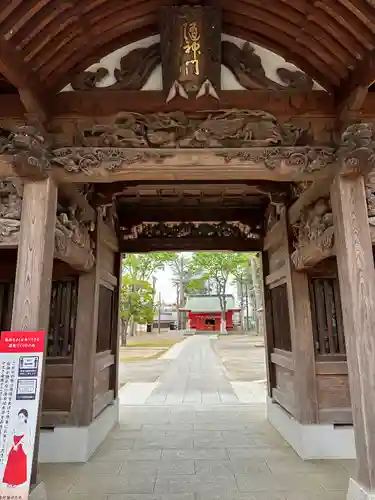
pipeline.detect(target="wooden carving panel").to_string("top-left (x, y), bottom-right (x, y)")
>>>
top-left (316, 374), bottom-right (350, 409)
top-left (160, 6), bottom-right (221, 97)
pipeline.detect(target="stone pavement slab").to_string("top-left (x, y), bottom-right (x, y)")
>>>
top-left (41, 336), bottom-right (352, 500)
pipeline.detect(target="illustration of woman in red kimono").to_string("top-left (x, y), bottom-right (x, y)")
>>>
top-left (2, 409), bottom-right (30, 487)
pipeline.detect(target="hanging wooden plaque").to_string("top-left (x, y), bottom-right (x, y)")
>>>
top-left (160, 5), bottom-right (221, 100)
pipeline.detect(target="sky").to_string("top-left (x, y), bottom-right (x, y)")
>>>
top-left (155, 266), bottom-right (176, 303)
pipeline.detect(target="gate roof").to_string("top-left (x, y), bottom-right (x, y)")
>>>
top-left (0, 0), bottom-right (374, 101)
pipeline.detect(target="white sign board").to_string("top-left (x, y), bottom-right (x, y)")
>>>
top-left (0, 331), bottom-right (45, 500)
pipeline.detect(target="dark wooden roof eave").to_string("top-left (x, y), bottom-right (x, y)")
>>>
top-left (0, 0), bottom-right (375, 104)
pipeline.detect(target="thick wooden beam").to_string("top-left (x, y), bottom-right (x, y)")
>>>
top-left (263, 219), bottom-right (284, 251)
top-left (337, 86), bottom-right (369, 121)
top-left (288, 158), bottom-right (342, 226)
top-left (283, 214), bottom-right (318, 424)
top-left (0, 39), bottom-right (49, 121)
top-left (11, 178), bottom-right (57, 330)
top-left (0, 151), bottom-right (333, 184)
top-left (50, 89), bottom-right (334, 118)
top-left (93, 180), bottom-right (290, 206)
top-left (262, 251), bottom-right (276, 397)
top-left (120, 237), bottom-right (263, 252)
top-left (330, 174), bottom-right (375, 498)
top-left (10, 177), bottom-right (57, 487)
top-left (70, 271), bottom-right (98, 425)
top-left (118, 206), bottom-right (264, 224)
top-left (4, 90), bottom-right (375, 123)
top-left (111, 253), bottom-right (122, 400)
top-left (71, 214), bottom-right (101, 426)
top-left (58, 183), bottom-right (96, 222)
top-left (335, 49), bottom-right (375, 116)
top-left (50, 147), bottom-right (334, 183)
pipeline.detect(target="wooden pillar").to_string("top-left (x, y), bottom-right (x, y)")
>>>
top-left (261, 251), bottom-right (276, 397)
top-left (109, 252), bottom-right (122, 399)
top-left (71, 216), bottom-right (101, 426)
top-left (283, 215), bottom-right (318, 424)
top-left (331, 174), bottom-right (375, 498)
top-left (11, 177), bottom-right (57, 487)
top-left (11, 178), bottom-right (57, 331)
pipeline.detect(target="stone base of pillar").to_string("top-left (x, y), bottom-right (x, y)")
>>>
top-left (38, 398), bottom-right (119, 463)
top-left (267, 397), bottom-right (356, 459)
top-left (347, 478), bottom-right (375, 500)
top-left (29, 481), bottom-right (47, 500)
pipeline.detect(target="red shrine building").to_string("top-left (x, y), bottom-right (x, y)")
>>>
top-left (180, 295), bottom-right (240, 332)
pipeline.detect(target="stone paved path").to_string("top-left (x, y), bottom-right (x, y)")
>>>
top-left (41, 336), bottom-right (354, 500)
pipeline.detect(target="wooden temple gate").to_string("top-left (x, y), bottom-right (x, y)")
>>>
top-left (1, 1), bottom-right (375, 499)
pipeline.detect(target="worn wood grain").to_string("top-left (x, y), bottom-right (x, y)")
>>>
top-left (41, 411), bottom-right (71, 428)
top-left (283, 214), bottom-right (318, 424)
top-left (111, 252), bottom-right (122, 400)
top-left (331, 173), bottom-right (375, 490)
top-left (94, 367), bottom-right (111, 398)
top-left (272, 388), bottom-right (295, 417)
top-left (271, 350), bottom-right (295, 372)
top-left (262, 251), bottom-right (276, 397)
top-left (268, 244), bottom-right (286, 273)
top-left (95, 351), bottom-right (115, 373)
top-left (45, 363), bottom-right (73, 378)
top-left (100, 271), bottom-right (118, 289)
top-left (263, 219), bottom-right (285, 251)
top-left (93, 389), bottom-right (115, 419)
top-left (11, 178), bottom-right (57, 331)
top-left (70, 214), bottom-right (101, 426)
top-left (265, 266), bottom-right (286, 287)
top-left (43, 377), bottom-right (72, 412)
top-left (318, 408), bottom-right (353, 425)
top-left (315, 360), bottom-right (348, 375)
top-left (10, 178), bottom-right (57, 487)
top-left (317, 374), bottom-right (351, 409)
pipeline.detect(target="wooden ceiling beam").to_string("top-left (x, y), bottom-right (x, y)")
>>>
top-left (58, 183), bottom-right (96, 222)
top-left (0, 37), bottom-right (50, 122)
top-left (222, 12), bottom-right (342, 86)
top-left (118, 206), bottom-right (265, 224)
top-left (51, 26), bottom-right (158, 92)
top-left (120, 237), bottom-right (264, 253)
top-left (49, 89), bottom-right (334, 118)
top-left (11, 2), bottom-right (72, 50)
top-left (43, 13), bottom-right (156, 83)
top-left (2, 87), bottom-right (354, 122)
top-left (222, 3), bottom-right (348, 77)
top-left (223, 24), bottom-right (335, 92)
top-left (315, 0), bottom-right (375, 51)
top-left (93, 180), bottom-right (291, 206)
top-left (335, 51), bottom-right (375, 117)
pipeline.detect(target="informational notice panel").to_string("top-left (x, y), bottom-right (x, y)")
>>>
top-left (0, 331), bottom-right (45, 500)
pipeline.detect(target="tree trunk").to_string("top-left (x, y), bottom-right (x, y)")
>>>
top-left (121, 318), bottom-right (128, 346)
top-left (220, 310), bottom-right (226, 333)
top-left (129, 318), bottom-right (135, 337)
top-left (179, 281), bottom-right (185, 329)
top-left (237, 278), bottom-right (245, 331)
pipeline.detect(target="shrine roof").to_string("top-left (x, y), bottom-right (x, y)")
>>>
top-left (180, 295), bottom-right (239, 313)
top-left (0, 1), bottom-right (375, 112)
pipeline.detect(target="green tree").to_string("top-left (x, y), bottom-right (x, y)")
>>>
top-left (123, 252), bottom-right (175, 281)
top-left (168, 254), bottom-right (195, 329)
top-left (189, 252), bottom-right (246, 332)
top-left (120, 275), bottom-right (155, 344)
top-left (230, 253), bottom-right (262, 332)
top-left (120, 252), bottom-right (175, 343)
